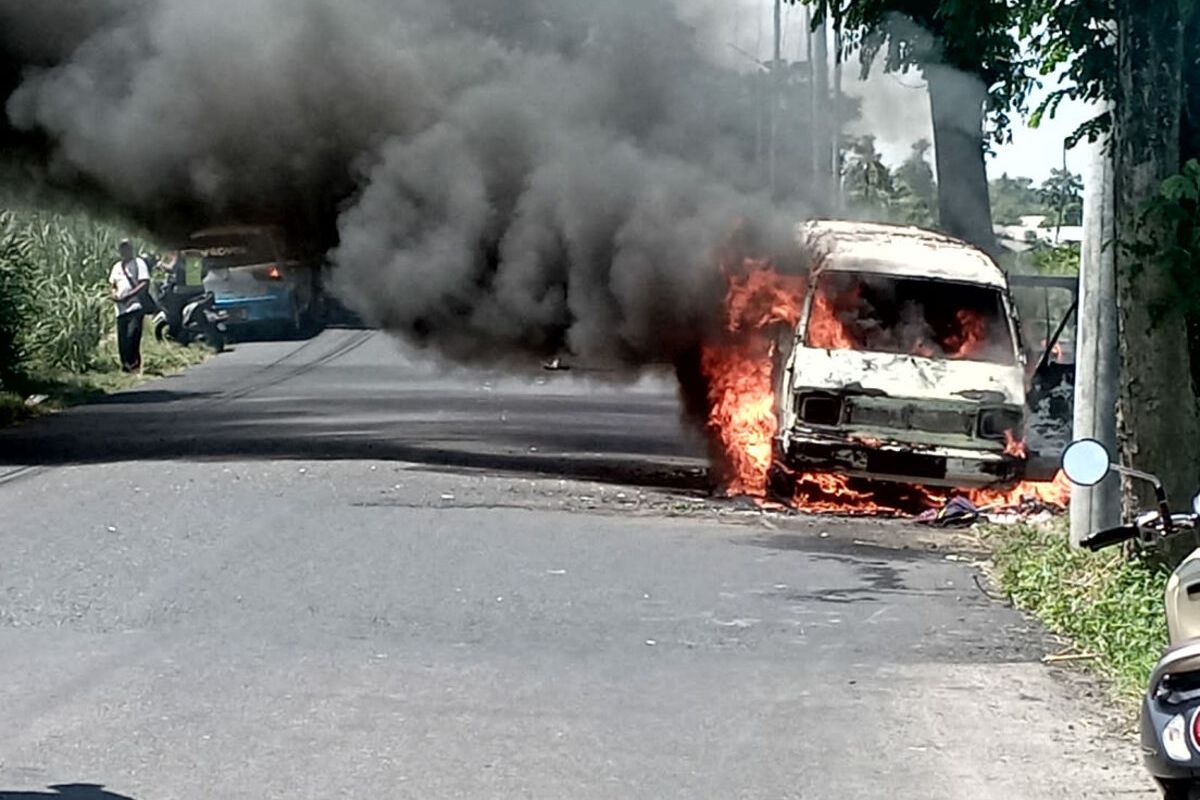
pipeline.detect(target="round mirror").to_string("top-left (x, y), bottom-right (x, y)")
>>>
top-left (1061, 439), bottom-right (1112, 486)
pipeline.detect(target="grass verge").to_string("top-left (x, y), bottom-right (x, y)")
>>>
top-left (987, 519), bottom-right (1170, 702)
top-left (1, 335), bottom-right (212, 428)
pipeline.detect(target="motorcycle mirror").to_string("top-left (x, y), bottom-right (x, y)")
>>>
top-left (1193, 493), bottom-right (1200, 517)
top-left (1061, 439), bottom-right (1112, 487)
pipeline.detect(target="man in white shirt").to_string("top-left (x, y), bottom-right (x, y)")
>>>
top-left (109, 239), bottom-right (151, 373)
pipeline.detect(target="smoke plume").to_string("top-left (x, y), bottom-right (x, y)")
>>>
top-left (1, 0), bottom-right (807, 368)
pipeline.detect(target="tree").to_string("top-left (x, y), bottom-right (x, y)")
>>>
top-left (797, 0), bottom-right (1038, 255)
top-left (895, 138), bottom-right (937, 223)
top-left (1021, 0), bottom-right (1115, 146)
top-left (1112, 1), bottom-right (1200, 507)
top-left (841, 136), bottom-right (936, 226)
top-left (843, 134), bottom-right (894, 214)
top-left (989, 173), bottom-right (1044, 226)
top-left (1026, 0), bottom-right (1200, 507)
top-left (1037, 167), bottom-right (1083, 235)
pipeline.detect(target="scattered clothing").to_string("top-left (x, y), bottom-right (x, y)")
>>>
top-left (915, 495), bottom-right (981, 527)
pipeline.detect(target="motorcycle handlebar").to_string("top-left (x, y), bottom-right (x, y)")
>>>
top-left (1081, 512), bottom-right (1198, 552)
top-left (1079, 525), bottom-right (1140, 552)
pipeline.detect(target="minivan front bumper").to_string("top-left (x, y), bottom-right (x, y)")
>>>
top-left (778, 428), bottom-right (1024, 488)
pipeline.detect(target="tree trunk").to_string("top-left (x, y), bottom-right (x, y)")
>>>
top-left (924, 65), bottom-right (997, 257)
top-left (1179, 9), bottom-right (1200, 393)
top-left (1113, 2), bottom-right (1200, 513)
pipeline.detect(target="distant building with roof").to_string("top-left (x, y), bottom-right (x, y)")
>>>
top-left (996, 215), bottom-right (1083, 252)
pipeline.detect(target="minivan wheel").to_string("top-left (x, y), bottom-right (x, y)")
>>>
top-left (766, 461), bottom-right (795, 503)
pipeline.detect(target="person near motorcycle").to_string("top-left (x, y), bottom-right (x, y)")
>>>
top-left (109, 239), bottom-right (151, 373)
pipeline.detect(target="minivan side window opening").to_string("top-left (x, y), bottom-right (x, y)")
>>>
top-left (804, 271), bottom-right (1017, 365)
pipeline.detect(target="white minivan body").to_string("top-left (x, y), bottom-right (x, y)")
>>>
top-left (775, 221), bottom-right (1028, 488)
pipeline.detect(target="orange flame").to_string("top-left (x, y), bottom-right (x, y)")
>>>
top-left (793, 471), bottom-right (889, 515)
top-left (807, 287), bottom-right (858, 350)
top-left (700, 337), bottom-right (781, 496)
top-left (1040, 339), bottom-right (1066, 364)
top-left (968, 471), bottom-right (1071, 510)
top-left (969, 430), bottom-right (1069, 509)
top-left (1003, 430), bottom-right (1029, 459)
top-left (944, 309), bottom-right (988, 360)
top-left (700, 258), bottom-right (805, 497)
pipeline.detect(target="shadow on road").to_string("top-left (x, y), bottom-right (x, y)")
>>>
top-left (93, 390), bottom-right (218, 406)
top-left (0, 383), bottom-right (711, 496)
top-left (0, 785), bottom-right (137, 800)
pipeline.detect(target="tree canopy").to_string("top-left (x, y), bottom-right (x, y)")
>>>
top-left (796, 0), bottom-right (1038, 143)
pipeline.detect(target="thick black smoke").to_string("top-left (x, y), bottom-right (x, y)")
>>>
top-left (1, 0), bottom-right (805, 367)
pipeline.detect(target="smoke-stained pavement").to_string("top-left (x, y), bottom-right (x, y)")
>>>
top-left (0, 331), bottom-right (1149, 798)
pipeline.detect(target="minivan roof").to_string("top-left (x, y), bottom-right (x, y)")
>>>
top-left (798, 220), bottom-right (1008, 289)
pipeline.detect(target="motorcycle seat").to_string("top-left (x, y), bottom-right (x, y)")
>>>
top-left (171, 285), bottom-right (207, 300)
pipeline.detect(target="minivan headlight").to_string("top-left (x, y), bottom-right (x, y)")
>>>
top-left (977, 408), bottom-right (1023, 440)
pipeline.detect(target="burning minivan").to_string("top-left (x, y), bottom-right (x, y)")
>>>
top-left (772, 221), bottom-right (1028, 489)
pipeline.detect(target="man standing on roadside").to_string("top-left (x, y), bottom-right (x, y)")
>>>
top-left (109, 239), bottom-right (151, 373)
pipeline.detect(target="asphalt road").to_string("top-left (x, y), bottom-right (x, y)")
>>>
top-left (0, 329), bottom-right (1150, 799)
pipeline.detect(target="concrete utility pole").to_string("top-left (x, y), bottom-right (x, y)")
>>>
top-left (768, 0), bottom-right (781, 198)
top-left (831, 23), bottom-right (844, 213)
top-left (812, 15), bottom-right (831, 209)
top-left (1070, 125), bottom-right (1122, 546)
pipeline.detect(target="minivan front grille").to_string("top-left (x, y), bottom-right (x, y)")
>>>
top-left (845, 399), bottom-right (976, 435)
top-left (908, 407), bottom-right (976, 435)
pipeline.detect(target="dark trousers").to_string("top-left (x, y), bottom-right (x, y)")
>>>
top-left (116, 311), bottom-right (144, 372)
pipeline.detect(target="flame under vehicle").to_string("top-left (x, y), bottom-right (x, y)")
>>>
top-left (772, 221), bottom-right (1038, 490)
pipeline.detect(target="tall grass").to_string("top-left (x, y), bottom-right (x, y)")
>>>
top-left (0, 207), bottom-right (126, 380)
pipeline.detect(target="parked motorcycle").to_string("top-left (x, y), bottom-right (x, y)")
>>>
top-left (150, 267), bottom-right (229, 352)
top-left (1062, 439), bottom-right (1200, 800)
